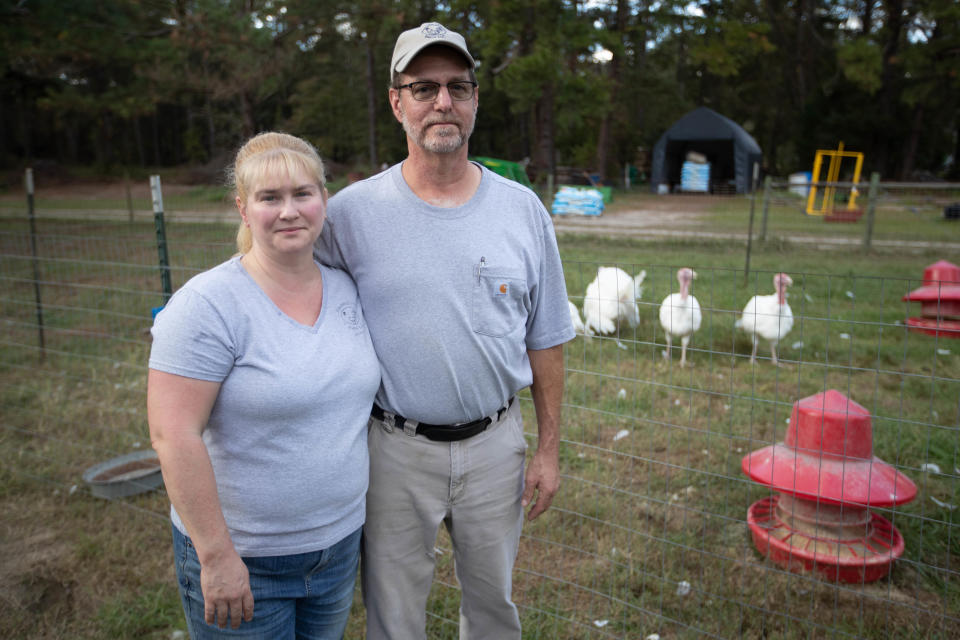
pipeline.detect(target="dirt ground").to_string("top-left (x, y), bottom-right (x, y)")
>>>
top-left (1, 175), bottom-right (205, 199)
top-left (552, 193), bottom-right (715, 236)
top-left (3, 177), bottom-right (719, 230)
top-left (8, 179), bottom-right (957, 250)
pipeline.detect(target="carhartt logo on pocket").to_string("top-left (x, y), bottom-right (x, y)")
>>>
top-left (497, 283), bottom-right (508, 296)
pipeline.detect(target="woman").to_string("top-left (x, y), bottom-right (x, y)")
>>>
top-left (148, 132), bottom-right (380, 639)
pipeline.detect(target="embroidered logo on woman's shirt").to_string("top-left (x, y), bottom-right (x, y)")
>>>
top-left (338, 303), bottom-right (365, 330)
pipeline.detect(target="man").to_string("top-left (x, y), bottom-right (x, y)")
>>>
top-left (315, 22), bottom-right (574, 640)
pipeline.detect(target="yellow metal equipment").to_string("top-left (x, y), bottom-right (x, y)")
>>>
top-left (806, 142), bottom-right (864, 216)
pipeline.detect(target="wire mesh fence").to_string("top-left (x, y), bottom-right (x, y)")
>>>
top-left (558, 261), bottom-right (959, 638)
top-left (754, 178), bottom-right (960, 248)
top-left (1, 188), bottom-right (958, 638)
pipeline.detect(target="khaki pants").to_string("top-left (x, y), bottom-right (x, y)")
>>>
top-left (362, 400), bottom-right (526, 640)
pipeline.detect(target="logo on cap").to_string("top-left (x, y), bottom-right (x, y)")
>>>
top-left (421, 23), bottom-right (447, 39)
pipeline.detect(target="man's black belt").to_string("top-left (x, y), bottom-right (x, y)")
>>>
top-left (371, 397), bottom-right (515, 442)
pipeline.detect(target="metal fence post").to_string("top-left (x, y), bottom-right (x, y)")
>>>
top-left (25, 168), bottom-right (46, 360)
top-left (150, 175), bottom-right (173, 304)
top-left (124, 169), bottom-right (135, 223)
top-left (759, 175), bottom-right (772, 243)
top-left (863, 172), bottom-right (880, 250)
top-left (744, 163), bottom-right (759, 285)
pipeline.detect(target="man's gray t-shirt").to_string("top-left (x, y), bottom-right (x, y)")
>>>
top-left (316, 162), bottom-right (574, 425)
top-left (149, 256), bottom-right (380, 556)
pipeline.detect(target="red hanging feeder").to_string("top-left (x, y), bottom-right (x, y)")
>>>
top-left (902, 260), bottom-right (960, 338)
top-left (741, 390), bottom-right (917, 583)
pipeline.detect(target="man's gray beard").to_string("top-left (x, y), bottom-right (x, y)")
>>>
top-left (401, 109), bottom-right (476, 154)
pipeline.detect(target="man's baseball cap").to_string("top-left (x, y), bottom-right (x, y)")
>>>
top-left (390, 22), bottom-right (475, 75)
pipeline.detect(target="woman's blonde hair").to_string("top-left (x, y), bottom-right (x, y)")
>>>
top-left (229, 132), bottom-right (326, 254)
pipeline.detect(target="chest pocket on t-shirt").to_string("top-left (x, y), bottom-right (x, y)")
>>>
top-left (473, 270), bottom-right (528, 338)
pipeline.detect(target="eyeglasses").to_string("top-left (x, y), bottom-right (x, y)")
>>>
top-left (396, 81), bottom-right (478, 102)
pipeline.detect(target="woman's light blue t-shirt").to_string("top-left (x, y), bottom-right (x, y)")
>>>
top-left (149, 256), bottom-right (380, 556)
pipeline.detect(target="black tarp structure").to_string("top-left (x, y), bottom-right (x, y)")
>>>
top-left (651, 107), bottom-right (763, 194)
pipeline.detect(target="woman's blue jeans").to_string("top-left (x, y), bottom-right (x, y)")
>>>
top-left (171, 524), bottom-right (361, 639)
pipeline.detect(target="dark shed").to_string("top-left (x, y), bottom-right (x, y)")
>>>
top-left (651, 107), bottom-right (763, 194)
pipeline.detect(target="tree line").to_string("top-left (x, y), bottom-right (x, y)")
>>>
top-left (2, 0), bottom-right (958, 184)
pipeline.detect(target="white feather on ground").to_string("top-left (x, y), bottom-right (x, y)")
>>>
top-left (582, 267), bottom-right (647, 336)
top-left (658, 267), bottom-right (702, 367)
top-left (735, 272), bottom-right (794, 365)
top-left (568, 300), bottom-right (585, 334)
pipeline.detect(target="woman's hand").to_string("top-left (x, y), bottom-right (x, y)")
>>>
top-left (200, 548), bottom-right (255, 629)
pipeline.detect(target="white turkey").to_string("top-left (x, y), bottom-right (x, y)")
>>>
top-left (568, 300), bottom-right (585, 334)
top-left (658, 267), bottom-right (702, 367)
top-left (735, 272), bottom-right (794, 365)
top-left (582, 267), bottom-right (646, 336)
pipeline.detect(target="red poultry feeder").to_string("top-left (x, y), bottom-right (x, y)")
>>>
top-left (741, 390), bottom-right (917, 583)
top-left (903, 260), bottom-right (960, 338)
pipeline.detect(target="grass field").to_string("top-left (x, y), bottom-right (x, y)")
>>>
top-left (555, 236), bottom-right (959, 637)
top-left (653, 185), bottom-right (960, 243)
top-left (1, 209), bottom-right (958, 638)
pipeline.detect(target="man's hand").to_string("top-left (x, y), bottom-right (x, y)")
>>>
top-left (200, 550), bottom-right (254, 629)
top-left (525, 344), bottom-right (565, 521)
top-left (522, 447), bottom-right (560, 520)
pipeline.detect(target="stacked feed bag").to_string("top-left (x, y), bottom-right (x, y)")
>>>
top-left (789, 172), bottom-right (812, 197)
top-left (681, 161), bottom-right (710, 192)
top-left (551, 186), bottom-right (604, 216)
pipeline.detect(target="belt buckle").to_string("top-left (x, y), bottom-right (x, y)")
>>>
top-left (424, 421), bottom-right (485, 442)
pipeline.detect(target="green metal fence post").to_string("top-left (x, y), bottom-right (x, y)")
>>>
top-left (25, 168), bottom-right (46, 360)
top-left (863, 172), bottom-right (880, 250)
top-left (150, 175), bottom-right (173, 303)
top-left (759, 175), bottom-right (772, 243)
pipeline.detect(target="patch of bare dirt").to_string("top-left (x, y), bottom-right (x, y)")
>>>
top-left (0, 526), bottom-right (74, 615)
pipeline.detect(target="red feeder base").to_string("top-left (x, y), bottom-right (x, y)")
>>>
top-left (824, 209), bottom-right (864, 223)
top-left (905, 316), bottom-right (960, 338)
top-left (746, 494), bottom-right (904, 583)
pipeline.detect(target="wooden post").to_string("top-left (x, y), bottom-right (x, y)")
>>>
top-left (25, 168), bottom-right (46, 360)
top-left (863, 172), bottom-right (880, 250)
